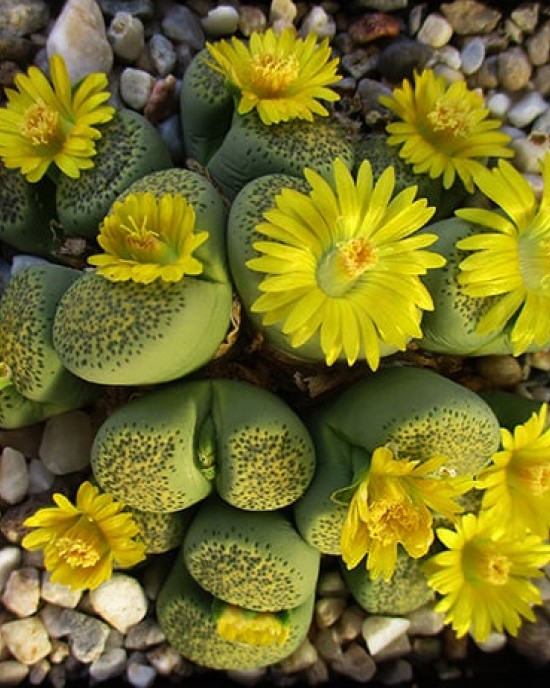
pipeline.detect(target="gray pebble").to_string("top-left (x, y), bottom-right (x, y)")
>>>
top-left (89, 647), bottom-right (128, 682)
top-left (532, 108), bottom-right (550, 134)
top-left (64, 610), bottom-right (111, 663)
top-left (331, 642), bottom-right (376, 683)
top-left (161, 5), bottom-right (205, 50)
top-left (377, 39), bottom-right (433, 82)
top-left (108, 12), bottom-right (145, 62)
top-left (474, 54), bottom-right (499, 89)
top-left (2, 0), bottom-right (50, 37)
top-left (440, 1), bottom-right (501, 35)
top-left (460, 37), bottom-right (485, 75)
top-left (126, 661), bottom-right (157, 688)
top-left (507, 91), bottom-right (549, 129)
top-left (526, 21), bottom-right (550, 67)
top-left (534, 64), bottom-right (550, 98)
top-left (510, 132), bottom-right (550, 173)
top-left (0, 547), bottom-right (22, 596)
top-left (510, 3), bottom-right (539, 33)
top-left (377, 658), bottom-right (414, 686)
top-left (341, 49), bottom-right (379, 80)
top-left (157, 114), bottom-right (185, 166)
top-left (0, 447), bottom-right (29, 505)
top-left (149, 34), bottom-right (177, 77)
top-left (417, 13), bottom-right (454, 48)
top-left (509, 610), bottom-right (550, 664)
top-left (98, 0), bottom-right (154, 20)
top-left (498, 47), bottom-right (532, 91)
top-left (435, 45), bottom-right (462, 71)
top-left (355, 0), bottom-right (407, 9)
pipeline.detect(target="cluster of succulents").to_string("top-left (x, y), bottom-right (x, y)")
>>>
top-left (1, 26), bottom-right (550, 672)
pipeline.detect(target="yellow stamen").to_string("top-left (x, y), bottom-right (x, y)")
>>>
top-left (363, 499), bottom-right (421, 544)
top-left (515, 464), bottom-right (550, 497)
top-left (467, 544), bottom-right (511, 586)
top-left (55, 536), bottom-right (101, 569)
top-left (427, 99), bottom-right (475, 139)
top-left (121, 216), bottom-right (160, 252)
top-left (249, 54), bottom-right (300, 97)
top-left (217, 605), bottom-right (289, 647)
top-left (337, 237), bottom-right (378, 278)
top-left (19, 99), bottom-right (61, 146)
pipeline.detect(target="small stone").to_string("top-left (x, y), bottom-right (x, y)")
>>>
top-left (144, 75), bottom-right (178, 124)
top-left (377, 658), bottom-right (414, 686)
top-left (432, 63), bottom-right (464, 84)
top-left (511, 132), bottom-right (550, 173)
top-left (498, 48), bottom-right (533, 91)
top-left (507, 91), bottom-right (549, 129)
top-left (362, 616), bottom-right (410, 656)
top-left (371, 632), bottom-right (412, 661)
top-left (509, 611), bottom-right (550, 664)
top-left (0, 34), bottom-right (34, 64)
top-left (436, 45), bottom-right (462, 71)
top-left (126, 661), bottom-right (157, 688)
top-left (28, 658), bottom-right (50, 685)
top-left (349, 13), bottom-right (401, 45)
top-left (124, 619), bottom-right (165, 650)
top-left (148, 34), bottom-right (177, 77)
top-left (474, 54), bottom-right (499, 89)
top-left (534, 64), bottom-right (550, 98)
top-left (1, 617), bottom-right (51, 665)
top-left (440, 0), bottom-right (501, 35)
top-left (331, 642), bottom-right (377, 683)
top-left (226, 667), bottom-right (268, 686)
top-left (417, 13), bottom-right (454, 48)
top-left (161, 5), bottom-right (205, 50)
top-left (504, 18), bottom-right (524, 44)
top-left (460, 36), bottom-right (485, 74)
top-left (269, 0), bottom-right (298, 26)
top-left (120, 67), bottom-right (155, 110)
top-left (511, 3), bottom-right (539, 33)
top-left (526, 20), bottom-right (550, 67)
top-left (39, 604), bottom-right (70, 639)
top-left (49, 639), bottom-right (70, 664)
top-left (337, 605), bottom-right (367, 642)
top-left (88, 574), bottom-right (148, 634)
top-left (443, 626), bottom-right (469, 660)
top-left (63, 610), bottom-right (111, 663)
top-left (146, 643), bottom-right (188, 676)
top-left (304, 657), bottom-right (329, 686)
top-left (476, 355), bottom-right (524, 387)
top-left (486, 91), bottom-right (512, 119)
top-left (2, 568), bottom-right (40, 618)
top-left (238, 6), bottom-right (267, 37)
top-left (300, 7), bottom-right (336, 40)
top-left (89, 647), bottom-right (127, 682)
top-left (0, 448), bottom-right (28, 505)
top-left (356, 0), bottom-right (407, 9)
top-left (202, 5), bottom-right (240, 37)
top-left (107, 12), bottom-right (145, 62)
top-left (98, 0), bottom-right (154, 19)
top-left (473, 631), bottom-right (507, 653)
top-left (46, 0), bottom-right (114, 83)
top-left (406, 605), bottom-right (445, 636)
top-left (2, 0), bottom-right (50, 37)
top-left (0, 548), bottom-right (22, 595)
top-left (276, 638), bottom-right (318, 672)
top-left (41, 571), bottom-right (82, 609)
top-left (316, 570), bottom-right (348, 597)
top-left (341, 49), bottom-right (379, 80)
top-left (377, 39), bottom-right (433, 82)
top-left (27, 459), bottom-right (55, 495)
top-left (38, 411), bottom-right (94, 475)
top-left (411, 636), bottom-right (442, 663)
top-left (0, 660), bottom-right (29, 686)
top-left (312, 627), bottom-right (342, 662)
top-left (314, 597), bottom-right (347, 629)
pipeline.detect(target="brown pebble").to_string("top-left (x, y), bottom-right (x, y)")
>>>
top-left (348, 13), bottom-right (401, 45)
top-left (144, 74), bottom-right (177, 124)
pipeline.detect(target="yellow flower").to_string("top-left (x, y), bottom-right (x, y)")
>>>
top-left (246, 157), bottom-right (444, 369)
top-left (87, 192), bottom-right (209, 284)
top-left (379, 69), bottom-right (512, 193)
top-left (476, 404), bottom-right (550, 538)
top-left (339, 446), bottom-right (472, 581)
top-left (0, 54), bottom-right (114, 183)
top-left (456, 154), bottom-right (550, 355)
top-left (425, 512), bottom-right (550, 642)
top-left (206, 28), bottom-right (341, 125)
top-left (216, 604), bottom-right (290, 647)
top-left (22, 481), bottom-right (146, 591)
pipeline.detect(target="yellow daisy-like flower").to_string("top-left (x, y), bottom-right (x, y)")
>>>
top-left (22, 481), bottom-right (146, 591)
top-left (87, 192), bottom-right (209, 284)
top-left (476, 404), bottom-right (550, 538)
top-left (425, 512), bottom-right (550, 642)
top-left (0, 53), bottom-right (115, 183)
top-left (246, 157), bottom-right (444, 369)
top-left (379, 69), bottom-right (513, 193)
top-left (455, 154), bottom-right (550, 355)
top-left (206, 28), bottom-right (341, 125)
top-left (216, 604), bottom-right (290, 647)
top-left (339, 446), bottom-right (472, 581)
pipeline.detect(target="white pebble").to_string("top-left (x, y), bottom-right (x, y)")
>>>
top-left (201, 5), bottom-right (240, 36)
top-left (510, 133), bottom-right (550, 173)
top-left (0, 448), bottom-right (28, 505)
top-left (486, 91), bottom-right (512, 119)
top-left (2, 568), bottom-right (41, 618)
top-left (40, 571), bottom-right (82, 609)
top-left (473, 631), bottom-right (507, 652)
top-left (435, 45), bottom-right (461, 71)
top-left (126, 661), bottom-right (157, 688)
top-left (0, 547), bottom-right (22, 595)
top-left (406, 605), bottom-right (445, 636)
top-left (27, 459), bottom-right (55, 495)
top-left (38, 410), bottom-right (94, 475)
top-left (460, 37), bottom-right (485, 75)
top-left (371, 632), bottom-right (412, 661)
top-left (89, 574), bottom-right (148, 634)
top-left (1, 617), bottom-right (52, 665)
top-left (108, 12), bottom-right (145, 62)
top-left (300, 6), bottom-right (336, 40)
top-left (362, 616), bottom-right (411, 657)
top-left (314, 597), bottom-right (347, 628)
top-left (0, 660), bottom-right (29, 685)
top-left (507, 91), bottom-right (549, 129)
top-left (120, 67), bottom-right (155, 110)
top-left (417, 13), bottom-right (454, 48)
top-left (270, 0), bottom-right (298, 25)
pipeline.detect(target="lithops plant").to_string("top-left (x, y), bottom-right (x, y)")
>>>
top-left (0, 263), bottom-right (99, 421)
top-left (52, 168), bottom-right (233, 386)
top-left (91, 378), bottom-right (315, 513)
top-left (0, 163), bottom-right (59, 256)
top-left (341, 547), bottom-right (434, 615)
top-left (56, 109), bottom-right (173, 240)
top-left (129, 507), bottom-right (195, 555)
top-left (293, 365), bottom-right (501, 555)
top-left (182, 497), bottom-right (320, 612)
top-left (157, 543), bottom-right (315, 670)
top-left (180, 48), bottom-right (234, 165)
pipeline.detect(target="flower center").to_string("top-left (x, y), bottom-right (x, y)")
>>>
top-left (317, 236), bottom-right (378, 297)
top-left (55, 536), bottom-right (101, 569)
top-left (427, 98), bottom-right (475, 139)
top-left (20, 99), bottom-right (61, 147)
top-left (216, 605), bottom-right (289, 647)
top-left (466, 543), bottom-right (511, 586)
top-left (249, 53), bottom-right (300, 97)
top-left (363, 499), bottom-right (420, 546)
top-left (515, 464), bottom-right (550, 496)
top-left (120, 215), bottom-right (178, 264)
top-left (518, 234), bottom-right (550, 296)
